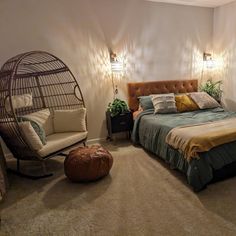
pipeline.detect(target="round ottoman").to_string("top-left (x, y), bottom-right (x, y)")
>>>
top-left (64, 145), bottom-right (113, 182)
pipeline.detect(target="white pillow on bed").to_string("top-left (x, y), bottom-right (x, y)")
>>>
top-left (151, 93), bottom-right (177, 114)
top-left (189, 92), bottom-right (220, 109)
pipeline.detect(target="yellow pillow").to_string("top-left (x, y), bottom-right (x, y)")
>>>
top-left (175, 94), bottom-right (199, 112)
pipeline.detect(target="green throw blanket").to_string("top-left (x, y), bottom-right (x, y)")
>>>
top-left (132, 107), bottom-right (236, 191)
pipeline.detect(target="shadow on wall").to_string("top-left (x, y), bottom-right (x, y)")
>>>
top-left (213, 42), bottom-right (236, 111)
top-left (46, 0), bottom-right (211, 138)
top-left (223, 99), bottom-right (236, 111)
top-left (214, 2), bottom-right (236, 112)
top-left (92, 0), bottom-right (212, 82)
top-left (42, 1), bottom-right (114, 139)
top-left (0, 0), bottom-right (213, 140)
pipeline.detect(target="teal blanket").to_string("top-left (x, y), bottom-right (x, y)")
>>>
top-left (132, 108), bottom-right (236, 191)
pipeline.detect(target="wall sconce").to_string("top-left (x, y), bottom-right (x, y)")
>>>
top-left (110, 51), bottom-right (123, 99)
top-left (110, 52), bottom-right (123, 72)
top-left (201, 52), bottom-right (216, 84)
top-left (203, 52), bottom-right (215, 69)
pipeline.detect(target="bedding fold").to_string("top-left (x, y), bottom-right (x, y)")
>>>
top-left (132, 107), bottom-right (236, 191)
top-left (166, 117), bottom-right (236, 161)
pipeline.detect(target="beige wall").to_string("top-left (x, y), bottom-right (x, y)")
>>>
top-left (0, 0), bottom-right (213, 140)
top-left (213, 0), bottom-right (236, 110)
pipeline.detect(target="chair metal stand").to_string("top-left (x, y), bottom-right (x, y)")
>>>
top-left (7, 158), bottom-right (53, 180)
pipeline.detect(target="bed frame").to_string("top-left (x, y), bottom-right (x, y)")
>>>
top-left (127, 79), bottom-right (198, 111)
top-left (127, 79), bottom-right (236, 190)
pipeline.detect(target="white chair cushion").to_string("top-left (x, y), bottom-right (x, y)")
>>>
top-left (24, 109), bottom-right (54, 136)
top-left (5, 93), bottom-right (33, 113)
top-left (53, 108), bottom-right (86, 133)
top-left (37, 131), bottom-right (87, 157)
top-left (19, 122), bottom-right (44, 151)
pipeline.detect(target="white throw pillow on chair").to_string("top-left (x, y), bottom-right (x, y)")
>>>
top-left (53, 108), bottom-right (87, 133)
top-left (5, 93), bottom-right (33, 113)
top-left (19, 122), bottom-right (44, 151)
top-left (24, 109), bottom-right (54, 136)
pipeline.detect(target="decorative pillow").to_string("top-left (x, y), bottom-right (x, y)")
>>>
top-left (175, 94), bottom-right (199, 112)
top-left (189, 92), bottom-right (220, 109)
top-left (53, 108), bottom-right (87, 133)
top-left (5, 93), bottom-right (33, 113)
top-left (151, 93), bottom-right (177, 114)
top-left (138, 96), bottom-right (154, 110)
top-left (18, 117), bottom-right (46, 145)
top-left (23, 109), bottom-right (53, 136)
top-left (19, 122), bottom-right (44, 151)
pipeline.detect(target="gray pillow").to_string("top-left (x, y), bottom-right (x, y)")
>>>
top-left (151, 93), bottom-right (177, 114)
top-left (138, 96), bottom-right (154, 110)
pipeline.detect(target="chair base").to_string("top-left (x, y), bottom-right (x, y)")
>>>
top-left (7, 168), bottom-right (53, 180)
top-left (7, 158), bottom-right (53, 180)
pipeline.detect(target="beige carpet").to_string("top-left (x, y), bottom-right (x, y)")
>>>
top-left (1, 141), bottom-right (236, 236)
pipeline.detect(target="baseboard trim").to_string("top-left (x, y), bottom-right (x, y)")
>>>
top-left (87, 137), bottom-right (106, 145)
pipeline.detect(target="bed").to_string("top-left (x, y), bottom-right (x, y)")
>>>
top-left (128, 79), bottom-right (236, 191)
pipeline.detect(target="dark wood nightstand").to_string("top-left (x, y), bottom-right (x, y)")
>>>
top-left (106, 111), bottom-right (133, 140)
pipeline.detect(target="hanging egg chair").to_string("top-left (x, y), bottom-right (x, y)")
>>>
top-left (0, 51), bottom-right (87, 178)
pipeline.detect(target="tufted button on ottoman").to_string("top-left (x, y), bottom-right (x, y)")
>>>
top-left (64, 145), bottom-right (113, 182)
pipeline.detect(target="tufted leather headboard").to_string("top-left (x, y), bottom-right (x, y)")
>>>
top-left (127, 79), bottom-right (198, 111)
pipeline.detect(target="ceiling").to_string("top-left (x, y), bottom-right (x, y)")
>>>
top-left (146, 0), bottom-right (235, 7)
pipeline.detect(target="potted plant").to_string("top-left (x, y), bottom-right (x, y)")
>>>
top-left (200, 79), bottom-right (222, 102)
top-left (107, 98), bottom-right (129, 117)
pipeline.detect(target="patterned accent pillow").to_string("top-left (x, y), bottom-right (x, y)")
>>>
top-left (189, 92), bottom-right (220, 109)
top-left (151, 93), bottom-right (177, 114)
top-left (175, 94), bottom-right (199, 112)
top-left (23, 109), bottom-right (53, 136)
top-left (17, 117), bottom-right (47, 145)
top-left (19, 122), bottom-right (44, 151)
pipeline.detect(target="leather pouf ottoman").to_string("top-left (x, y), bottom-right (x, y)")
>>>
top-left (64, 145), bottom-right (113, 182)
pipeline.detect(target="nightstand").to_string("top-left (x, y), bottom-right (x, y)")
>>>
top-left (106, 111), bottom-right (133, 140)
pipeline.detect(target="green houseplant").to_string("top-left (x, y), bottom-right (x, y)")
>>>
top-left (200, 79), bottom-right (222, 101)
top-left (107, 98), bottom-right (129, 117)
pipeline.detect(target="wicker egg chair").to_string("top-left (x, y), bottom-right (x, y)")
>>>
top-left (0, 51), bottom-right (87, 179)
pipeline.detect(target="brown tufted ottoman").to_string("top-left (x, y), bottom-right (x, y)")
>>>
top-left (64, 145), bottom-right (113, 182)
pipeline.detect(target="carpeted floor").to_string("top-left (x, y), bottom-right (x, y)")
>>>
top-left (1, 141), bottom-right (236, 236)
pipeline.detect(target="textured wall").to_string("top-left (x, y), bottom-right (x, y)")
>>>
top-left (0, 0), bottom-right (213, 140)
top-left (213, 1), bottom-right (236, 110)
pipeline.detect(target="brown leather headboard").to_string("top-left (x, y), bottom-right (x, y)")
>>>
top-left (127, 79), bottom-right (198, 111)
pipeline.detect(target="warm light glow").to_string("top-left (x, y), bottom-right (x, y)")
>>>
top-left (203, 52), bottom-right (215, 69)
top-left (204, 59), bottom-right (215, 69)
top-left (111, 61), bottom-right (123, 72)
top-left (214, 56), bottom-right (224, 69)
top-left (110, 51), bottom-right (123, 72)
